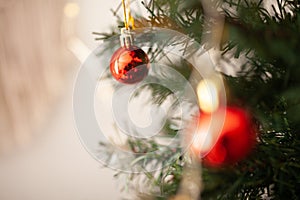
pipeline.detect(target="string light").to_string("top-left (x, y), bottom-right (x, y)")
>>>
top-left (197, 79), bottom-right (219, 113)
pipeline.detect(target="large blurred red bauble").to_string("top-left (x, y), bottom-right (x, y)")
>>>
top-left (110, 45), bottom-right (150, 84)
top-left (191, 107), bottom-right (257, 167)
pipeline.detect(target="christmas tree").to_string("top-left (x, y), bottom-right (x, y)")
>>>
top-left (90, 0), bottom-right (300, 199)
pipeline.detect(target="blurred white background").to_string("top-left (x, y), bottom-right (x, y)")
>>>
top-left (0, 0), bottom-right (147, 199)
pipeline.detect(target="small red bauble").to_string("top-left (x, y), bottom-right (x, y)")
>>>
top-left (191, 106), bottom-right (257, 167)
top-left (110, 45), bottom-right (150, 84)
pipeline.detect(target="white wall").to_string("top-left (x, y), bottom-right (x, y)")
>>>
top-left (0, 0), bottom-right (140, 199)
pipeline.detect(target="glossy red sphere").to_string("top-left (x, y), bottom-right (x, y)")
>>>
top-left (191, 107), bottom-right (257, 167)
top-left (110, 46), bottom-right (150, 84)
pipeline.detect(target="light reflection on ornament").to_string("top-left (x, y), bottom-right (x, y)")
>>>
top-left (189, 110), bottom-right (220, 158)
top-left (192, 129), bottom-right (213, 155)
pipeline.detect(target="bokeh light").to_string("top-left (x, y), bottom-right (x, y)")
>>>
top-left (197, 79), bottom-right (219, 113)
top-left (64, 2), bottom-right (80, 19)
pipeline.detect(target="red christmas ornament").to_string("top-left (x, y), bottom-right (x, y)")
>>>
top-left (190, 106), bottom-right (257, 167)
top-left (110, 45), bottom-right (150, 84)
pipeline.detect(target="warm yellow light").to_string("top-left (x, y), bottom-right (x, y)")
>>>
top-left (197, 79), bottom-right (219, 113)
top-left (64, 3), bottom-right (80, 19)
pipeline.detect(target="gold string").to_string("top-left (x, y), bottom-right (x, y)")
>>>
top-left (121, 0), bottom-right (129, 29)
top-left (121, 0), bottom-right (135, 30)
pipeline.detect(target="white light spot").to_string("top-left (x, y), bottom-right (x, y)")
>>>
top-left (64, 3), bottom-right (80, 19)
top-left (197, 79), bottom-right (219, 113)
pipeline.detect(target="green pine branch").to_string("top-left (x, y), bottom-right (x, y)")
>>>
top-left (96, 0), bottom-right (300, 199)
